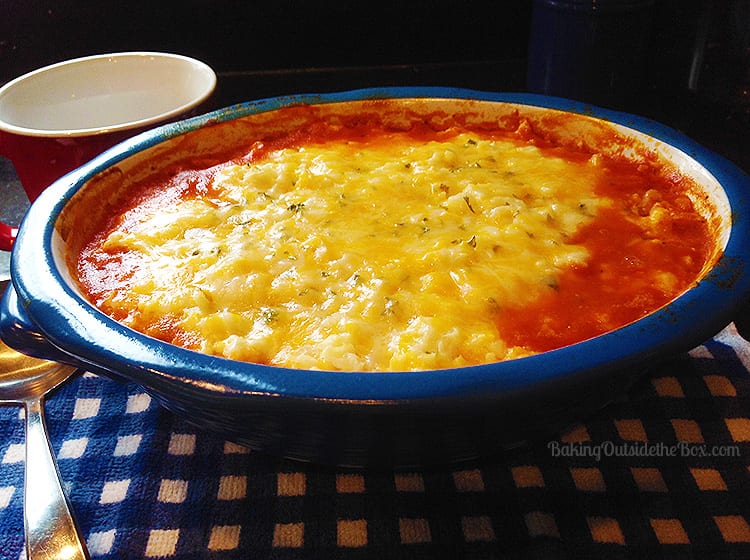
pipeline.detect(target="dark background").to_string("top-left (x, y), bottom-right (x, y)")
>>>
top-left (0, 0), bottom-right (748, 170)
top-left (0, 1), bottom-right (533, 81)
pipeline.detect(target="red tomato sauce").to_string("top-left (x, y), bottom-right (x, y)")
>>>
top-left (495, 158), bottom-right (715, 352)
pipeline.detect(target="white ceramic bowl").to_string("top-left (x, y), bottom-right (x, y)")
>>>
top-left (0, 51), bottom-right (217, 136)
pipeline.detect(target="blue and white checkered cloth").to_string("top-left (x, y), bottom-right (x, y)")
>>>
top-left (2, 325), bottom-right (750, 559)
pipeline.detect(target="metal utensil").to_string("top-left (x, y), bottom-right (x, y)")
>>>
top-left (0, 279), bottom-right (88, 559)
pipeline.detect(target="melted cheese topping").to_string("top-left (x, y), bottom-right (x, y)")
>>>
top-left (78, 120), bottom-right (714, 372)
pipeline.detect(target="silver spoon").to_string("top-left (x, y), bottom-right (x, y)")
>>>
top-left (0, 279), bottom-right (89, 559)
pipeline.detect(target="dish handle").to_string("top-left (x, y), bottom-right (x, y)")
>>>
top-left (0, 279), bottom-right (89, 368)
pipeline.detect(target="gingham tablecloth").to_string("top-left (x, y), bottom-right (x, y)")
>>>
top-left (2, 325), bottom-right (750, 560)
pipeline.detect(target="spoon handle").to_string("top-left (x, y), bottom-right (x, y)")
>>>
top-left (24, 397), bottom-right (89, 559)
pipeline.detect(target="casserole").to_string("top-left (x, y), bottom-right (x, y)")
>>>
top-left (2, 88), bottom-right (750, 467)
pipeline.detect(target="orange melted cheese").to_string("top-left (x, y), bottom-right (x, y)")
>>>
top-left (77, 114), bottom-right (716, 371)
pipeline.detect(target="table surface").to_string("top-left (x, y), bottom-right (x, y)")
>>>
top-left (1, 62), bottom-right (750, 559)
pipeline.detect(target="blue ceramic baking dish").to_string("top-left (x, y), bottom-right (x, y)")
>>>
top-left (2, 87), bottom-right (750, 467)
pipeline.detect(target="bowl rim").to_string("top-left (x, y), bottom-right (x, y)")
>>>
top-left (0, 51), bottom-right (217, 137)
top-left (9, 86), bottom-right (750, 402)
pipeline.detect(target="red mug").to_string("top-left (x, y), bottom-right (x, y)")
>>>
top-left (0, 52), bottom-right (216, 251)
